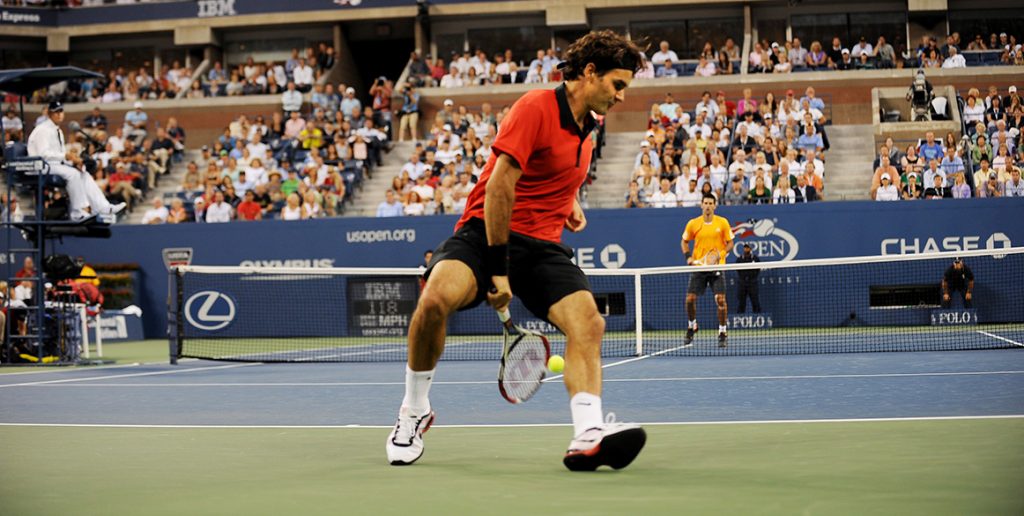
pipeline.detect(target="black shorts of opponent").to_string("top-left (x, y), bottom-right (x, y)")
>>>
top-left (424, 217), bottom-right (591, 322)
top-left (687, 270), bottom-right (725, 296)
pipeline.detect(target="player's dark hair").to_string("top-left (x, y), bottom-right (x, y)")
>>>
top-left (560, 30), bottom-right (646, 80)
top-left (702, 193), bottom-right (717, 203)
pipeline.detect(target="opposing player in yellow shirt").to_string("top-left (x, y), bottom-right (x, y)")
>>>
top-left (680, 194), bottom-right (734, 347)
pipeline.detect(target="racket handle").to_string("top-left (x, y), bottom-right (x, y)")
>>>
top-left (497, 308), bottom-right (512, 323)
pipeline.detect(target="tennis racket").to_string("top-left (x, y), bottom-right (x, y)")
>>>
top-left (699, 248), bottom-right (721, 266)
top-left (496, 308), bottom-right (551, 404)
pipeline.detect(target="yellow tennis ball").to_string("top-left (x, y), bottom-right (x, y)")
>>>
top-left (548, 355), bottom-right (565, 373)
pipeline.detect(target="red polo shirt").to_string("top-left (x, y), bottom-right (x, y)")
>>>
top-left (457, 84), bottom-right (595, 243)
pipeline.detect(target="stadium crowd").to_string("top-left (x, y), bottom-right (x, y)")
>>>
top-left (623, 87), bottom-right (829, 208)
top-left (870, 85), bottom-right (1024, 201)
top-left (19, 43), bottom-right (336, 105)
top-left (376, 96), bottom-right (505, 217)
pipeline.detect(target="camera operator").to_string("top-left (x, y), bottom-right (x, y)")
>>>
top-left (906, 69), bottom-right (934, 121)
top-left (370, 76), bottom-right (394, 141)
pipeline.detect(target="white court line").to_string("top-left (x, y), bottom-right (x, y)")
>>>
top-left (977, 330), bottom-right (1024, 347)
top-left (0, 363), bottom-right (260, 388)
top-left (544, 344), bottom-right (717, 383)
top-left (1, 414), bottom-right (1021, 430)
top-left (12, 369), bottom-right (1024, 388)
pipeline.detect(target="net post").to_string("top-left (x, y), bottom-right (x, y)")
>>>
top-left (633, 271), bottom-right (643, 356)
top-left (168, 266), bottom-right (183, 365)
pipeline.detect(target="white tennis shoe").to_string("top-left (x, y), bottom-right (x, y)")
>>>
top-left (386, 406), bottom-right (435, 466)
top-left (563, 413), bottom-right (646, 471)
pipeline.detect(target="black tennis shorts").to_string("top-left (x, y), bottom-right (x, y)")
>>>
top-left (688, 270), bottom-right (726, 296)
top-left (425, 217), bottom-right (591, 322)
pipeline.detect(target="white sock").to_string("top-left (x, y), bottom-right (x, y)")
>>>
top-left (570, 392), bottom-right (604, 437)
top-left (401, 365), bottom-right (434, 414)
top-left (688, 319), bottom-right (697, 330)
top-left (719, 325), bottom-right (727, 333)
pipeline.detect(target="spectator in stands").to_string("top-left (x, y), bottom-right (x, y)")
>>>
top-left (874, 36), bottom-right (896, 69)
top-left (278, 192), bottom-right (301, 220)
top-left (648, 178), bottom-right (678, 208)
top-left (851, 37), bottom-right (873, 66)
top-left (164, 198), bottom-right (187, 224)
top-left (204, 191), bottom-right (232, 222)
top-left (293, 59), bottom-right (314, 93)
top-left (772, 175), bottom-right (796, 203)
top-left (656, 60), bottom-right (678, 78)
top-left (924, 174), bottom-right (952, 199)
top-left (806, 41), bottom-right (827, 69)
top-left (749, 42), bottom-right (769, 73)
top-left (624, 180), bottom-right (646, 208)
top-left (901, 173), bottom-right (923, 200)
top-left (946, 172), bottom-right (970, 198)
top-left (900, 144), bottom-right (924, 176)
top-left (141, 197), bottom-right (168, 224)
top-left (677, 178), bottom-right (702, 207)
top-left (795, 124), bottom-right (823, 155)
top-left (833, 48), bottom-right (855, 70)
top-left (875, 174), bottom-right (899, 201)
top-left (940, 145), bottom-right (965, 176)
top-left (971, 133), bottom-right (993, 165)
top-left (824, 37), bottom-right (844, 69)
top-left (720, 38), bottom-right (739, 60)
top-left (772, 46), bottom-right (792, 73)
top-left (716, 52), bottom-right (734, 75)
top-left (923, 158), bottom-right (948, 188)
top-left (942, 46), bottom-right (967, 68)
top-left (695, 56), bottom-right (716, 77)
top-left (1005, 167), bottom-right (1024, 196)
top-left (918, 131), bottom-right (943, 162)
top-left (788, 38), bottom-right (808, 70)
top-left (652, 41), bottom-right (680, 65)
top-left (441, 65), bottom-right (465, 88)
top-left (281, 82), bottom-right (303, 115)
top-left (871, 155), bottom-right (899, 199)
top-left (722, 176), bottom-right (748, 205)
top-left (792, 174), bottom-right (816, 202)
top-left (747, 175), bottom-right (771, 204)
top-left (123, 101), bottom-right (148, 145)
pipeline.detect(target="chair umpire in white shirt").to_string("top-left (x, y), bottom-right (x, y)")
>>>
top-left (26, 101), bottom-right (125, 220)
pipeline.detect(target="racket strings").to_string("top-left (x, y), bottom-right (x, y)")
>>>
top-left (501, 335), bottom-right (548, 400)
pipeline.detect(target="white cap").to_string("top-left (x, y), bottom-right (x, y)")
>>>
top-left (1000, 32), bottom-right (1007, 37)
top-left (841, 48), bottom-right (850, 55)
top-left (771, 42), bottom-right (779, 49)
top-left (443, 124), bottom-right (452, 131)
top-left (881, 173), bottom-right (891, 180)
top-left (444, 99), bottom-right (454, 106)
top-left (133, 101), bottom-right (143, 109)
top-left (345, 87), bottom-right (355, 94)
top-left (645, 130), bottom-right (655, 137)
top-left (640, 141), bottom-right (650, 147)
top-left (1010, 86), bottom-right (1018, 93)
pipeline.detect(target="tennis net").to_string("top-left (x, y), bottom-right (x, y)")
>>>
top-left (168, 247), bottom-right (1024, 363)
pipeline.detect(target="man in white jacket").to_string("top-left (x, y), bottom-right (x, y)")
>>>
top-left (26, 101), bottom-right (125, 220)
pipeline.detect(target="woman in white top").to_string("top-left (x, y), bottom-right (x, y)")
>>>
top-left (404, 191), bottom-right (426, 216)
top-left (962, 95), bottom-right (986, 128)
top-left (281, 193), bottom-right (302, 220)
top-left (772, 175), bottom-right (796, 204)
top-left (875, 174), bottom-right (900, 201)
top-left (301, 190), bottom-right (321, 219)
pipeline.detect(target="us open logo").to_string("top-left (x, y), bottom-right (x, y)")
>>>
top-left (184, 291), bottom-right (236, 331)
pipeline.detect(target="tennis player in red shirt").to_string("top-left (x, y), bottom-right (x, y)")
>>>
top-left (387, 31), bottom-right (647, 471)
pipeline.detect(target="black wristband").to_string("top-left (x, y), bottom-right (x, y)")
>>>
top-left (486, 244), bottom-right (509, 276)
top-left (684, 251), bottom-right (691, 260)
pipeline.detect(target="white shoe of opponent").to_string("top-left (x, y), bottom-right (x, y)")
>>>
top-left (386, 406), bottom-right (435, 466)
top-left (563, 413), bottom-right (647, 471)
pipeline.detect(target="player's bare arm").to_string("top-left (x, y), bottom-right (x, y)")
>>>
top-left (484, 153), bottom-right (523, 312)
top-left (565, 197), bottom-right (587, 232)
